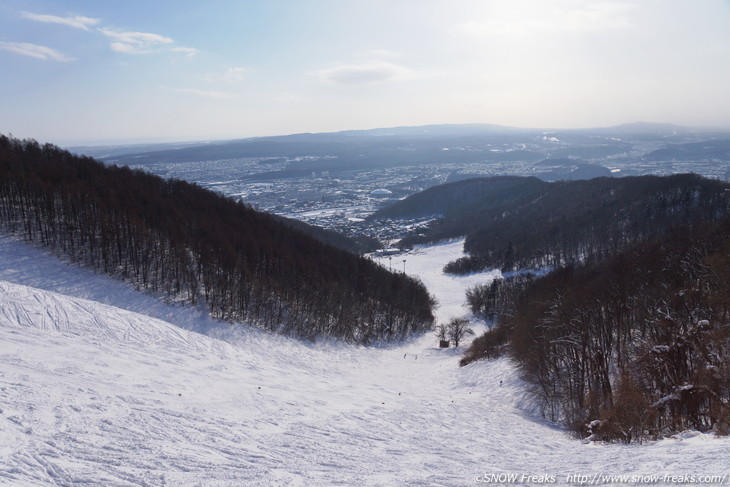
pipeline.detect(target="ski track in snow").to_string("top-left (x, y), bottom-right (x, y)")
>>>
top-left (1, 235), bottom-right (729, 486)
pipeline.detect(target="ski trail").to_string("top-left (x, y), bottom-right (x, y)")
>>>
top-left (1, 235), bottom-right (730, 486)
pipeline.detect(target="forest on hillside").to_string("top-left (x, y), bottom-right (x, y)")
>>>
top-left (0, 135), bottom-right (434, 343)
top-left (375, 174), bottom-right (730, 274)
top-left (455, 175), bottom-right (730, 273)
top-left (462, 220), bottom-right (730, 442)
top-left (370, 176), bottom-right (547, 223)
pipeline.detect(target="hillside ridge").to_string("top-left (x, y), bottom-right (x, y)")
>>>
top-left (0, 135), bottom-right (433, 342)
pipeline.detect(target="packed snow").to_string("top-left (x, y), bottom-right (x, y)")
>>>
top-left (1, 235), bottom-right (729, 486)
top-left (370, 240), bottom-right (502, 327)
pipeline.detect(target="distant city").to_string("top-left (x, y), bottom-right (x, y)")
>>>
top-left (85, 123), bottom-right (730, 243)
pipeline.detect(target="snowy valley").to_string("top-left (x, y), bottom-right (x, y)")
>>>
top-left (2, 236), bottom-right (729, 486)
top-left (4, 0), bottom-right (730, 482)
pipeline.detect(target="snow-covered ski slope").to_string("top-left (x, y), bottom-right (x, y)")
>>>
top-left (1, 236), bottom-right (729, 486)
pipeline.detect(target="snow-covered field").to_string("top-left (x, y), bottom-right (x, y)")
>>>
top-left (1, 235), bottom-right (729, 486)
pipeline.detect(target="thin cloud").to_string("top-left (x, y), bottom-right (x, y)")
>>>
top-left (99, 27), bottom-right (174, 54)
top-left (317, 61), bottom-right (416, 85)
top-left (0, 41), bottom-right (72, 61)
top-left (171, 47), bottom-right (200, 58)
top-left (21, 11), bottom-right (101, 31)
top-left (109, 42), bottom-right (139, 54)
top-left (174, 88), bottom-right (232, 99)
top-left (203, 67), bottom-right (247, 82)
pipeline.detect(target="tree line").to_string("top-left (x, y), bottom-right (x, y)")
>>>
top-left (462, 221), bottom-right (730, 441)
top-left (447, 174), bottom-right (730, 273)
top-left (371, 174), bottom-right (730, 274)
top-left (370, 176), bottom-right (545, 223)
top-left (0, 135), bottom-right (434, 342)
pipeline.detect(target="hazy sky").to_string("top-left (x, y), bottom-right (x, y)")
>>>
top-left (1, 0), bottom-right (729, 144)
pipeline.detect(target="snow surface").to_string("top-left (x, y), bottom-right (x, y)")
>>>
top-left (1, 235), bottom-right (730, 486)
top-left (369, 240), bottom-right (502, 327)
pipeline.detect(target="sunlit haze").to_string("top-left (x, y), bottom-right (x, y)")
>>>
top-left (1, 0), bottom-right (729, 145)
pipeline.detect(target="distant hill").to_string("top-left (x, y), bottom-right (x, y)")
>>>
top-left (371, 165), bottom-right (612, 225)
top-left (97, 128), bottom-right (545, 173)
top-left (589, 121), bottom-right (692, 134)
top-left (370, 176), bottom-right (547, 221)
top-left (71, 123), bottom-right (530, 158)
top-left (337, 123), bottom-right (530, 137)
top-left (89, 123), bottom-right (533, 166)
top-left (642, 139), bottom-right (730, 162)
top-left (454, 174), bottom-right (730, 272)
top-left (68, 122), bottom-right (729, 180)
top-left (373, 174), bottom-right (730, 273)
top-left (0, 135), bottom-right (433, 342)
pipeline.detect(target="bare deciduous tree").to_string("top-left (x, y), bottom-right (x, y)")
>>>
top-left (447, 317), bottom-right (473, 347)
top-left (0, 135), bottom-right (435, 343)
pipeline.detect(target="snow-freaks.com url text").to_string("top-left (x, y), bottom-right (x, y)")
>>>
top-left (474, 473), bottom-right (728, 484)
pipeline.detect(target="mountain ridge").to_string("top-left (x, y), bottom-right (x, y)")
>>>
top-left (69, 121), bottom-right (723, 162)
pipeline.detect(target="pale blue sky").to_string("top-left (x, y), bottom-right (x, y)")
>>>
top-left (1, 0), bottom-right (729, 145)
